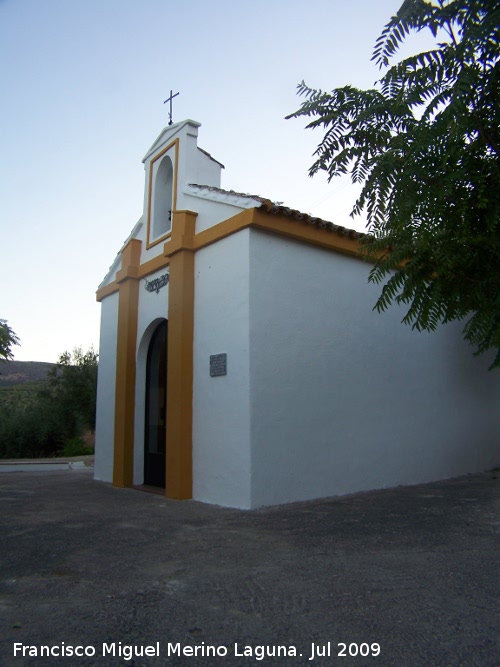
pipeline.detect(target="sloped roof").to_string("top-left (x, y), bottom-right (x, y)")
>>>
top-left (99, 185), bottom-right (365, 289)
top-left (185, 183), bottom-right (266, 208)
top-left (142, 119), bottom-right (201, 163)
top-left (187, 184), bottom-right (365, 239)
top-left (197, 147), bottom-right (225, 169)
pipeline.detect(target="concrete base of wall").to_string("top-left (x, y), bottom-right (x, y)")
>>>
top-left (0, 456), bottom-right (94, 473)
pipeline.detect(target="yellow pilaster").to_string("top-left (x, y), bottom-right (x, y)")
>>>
top-left (113, 238), bottom-right (141, 488)
top-left (164, 210), bottom-right (197, 499)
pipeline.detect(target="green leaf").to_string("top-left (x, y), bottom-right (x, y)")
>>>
top-left (288, 0), bottom-right (500, 368)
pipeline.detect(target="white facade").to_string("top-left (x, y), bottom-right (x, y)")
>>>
top-left (94, 290), bottom-right (118, 482)
top-left (246, 232), bottom-right (498, 507)
top-left (95, 119), bottom-right (500, 509)
top-left (193, 230), bottom-right (252, 508)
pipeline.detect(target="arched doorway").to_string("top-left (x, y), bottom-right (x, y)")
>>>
top-left (144, 319), bottom-right (168, 487)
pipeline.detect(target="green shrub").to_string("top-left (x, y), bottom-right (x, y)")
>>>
top-left (0, 346), bottom-right (98, 459)
top-left (60, 439), bottom-right (94, 458)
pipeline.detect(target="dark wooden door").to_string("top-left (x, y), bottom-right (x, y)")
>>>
top-left (144, 320), bottom-right (167, 487)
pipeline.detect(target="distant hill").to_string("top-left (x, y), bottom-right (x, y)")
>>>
top-left (0, 360), bottom-right (56, 386)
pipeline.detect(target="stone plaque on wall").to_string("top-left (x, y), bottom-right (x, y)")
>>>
top-left (210, 353), bottom-right (227, 377)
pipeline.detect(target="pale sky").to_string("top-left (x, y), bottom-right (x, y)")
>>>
top-left (1, 0), bottom-right (414, 362)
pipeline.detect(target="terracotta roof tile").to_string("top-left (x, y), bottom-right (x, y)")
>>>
top-left (259, 201), bottom-right (365, 239)
top-left (188, 183), bottom-right (267, 203)
top-left (189, 184), bottom-right (365, 239)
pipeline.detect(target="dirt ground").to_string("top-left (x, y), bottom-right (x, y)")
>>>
top-left (0, 469), bottom-right (498, 667)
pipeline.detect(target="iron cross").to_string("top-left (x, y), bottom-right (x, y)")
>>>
top-left (164, 90), bottom-right (179, 126)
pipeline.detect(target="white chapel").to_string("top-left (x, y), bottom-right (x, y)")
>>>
top-left (94, 119), bottom-right (499, 509)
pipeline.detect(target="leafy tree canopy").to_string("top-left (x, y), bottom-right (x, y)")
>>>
top-left (0, 346), bottom-right (98, 459)
top-left (0, 320), bottom-right (20, 362)
top-left (287, 0), bottom-right (500, 368)
top-left (44, 346), bottom-right (99, 436)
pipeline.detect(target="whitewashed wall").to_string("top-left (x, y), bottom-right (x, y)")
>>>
top-left (248, 230), bottom-right (499, 508)
top-left (183, 146), bottom-right (222, 198)
top-left (192, 230), bottom-right (251, 508)
top-left (184, 195), bottom-right (249, 234)
top-left (94, 291), bottom-right (119, 482)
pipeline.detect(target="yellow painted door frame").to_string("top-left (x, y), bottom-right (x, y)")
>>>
top-left (110, 213), bottom-right (196, 498)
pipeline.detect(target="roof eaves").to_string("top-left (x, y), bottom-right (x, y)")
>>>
top-left (186, 184), bottom-right (365, 239)
top-left (197, 147), bottom-right (225, 169)
top-left (185, 184), bottom-right (266, 208)
top-left (257, 201), bottom-right (365, 239)
top-left (98, 218), bottom-right (143, 288)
